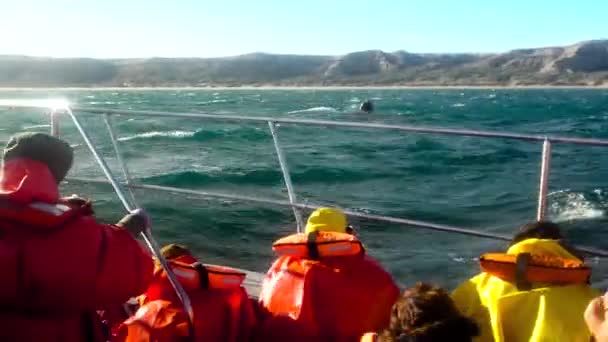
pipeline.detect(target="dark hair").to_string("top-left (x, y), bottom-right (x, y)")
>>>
top-left (509, 221), bottom-right (585, 261)
top-left (378, 283), bottom-right (479, 342)
top-left (510, 221), bottom-right (563, 246)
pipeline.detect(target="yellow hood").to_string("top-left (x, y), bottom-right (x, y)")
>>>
top-left (305, 207), bottom-right (347, 234)
top-left (506, 238), bottom-right (578, 260)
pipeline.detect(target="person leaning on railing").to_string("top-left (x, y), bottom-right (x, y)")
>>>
top-left (451, 221), bottom-right (598, 342)
top-left (0, 132), bottom-right (153, 342)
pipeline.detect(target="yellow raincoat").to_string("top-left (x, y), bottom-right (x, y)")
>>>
top-left (452, 238), bottom-right (598, 342)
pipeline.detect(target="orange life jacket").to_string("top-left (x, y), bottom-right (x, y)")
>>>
top-left (257, 232), bottom-right (399, 342)
top-left (479, 252), bottom-right (591, 288)
top-left (272, 231), bottom-right (364, 259)
top-left (118, 260), bottom-right (256, 342)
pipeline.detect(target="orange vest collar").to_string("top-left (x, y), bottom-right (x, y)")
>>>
top-left (273, 231), bottom-right (364, 259)
top-left (479, 252), bottom-right (590, 287)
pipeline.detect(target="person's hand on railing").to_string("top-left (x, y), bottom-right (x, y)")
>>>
top-left (584, 292), bottom-right (608, 342)
top-left (116, 208), bottom-right (150, 236)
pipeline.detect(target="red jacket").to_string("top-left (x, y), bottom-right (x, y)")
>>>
top-left (0, 158), bottom-right (153, 341)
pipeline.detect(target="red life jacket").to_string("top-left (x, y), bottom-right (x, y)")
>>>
top-left (257, 232), bottom-right (399, 342)
top-left (0, 158), bottom-right (153, 341)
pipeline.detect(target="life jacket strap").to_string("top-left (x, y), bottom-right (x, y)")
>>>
top-left (515, 253), bottom-right (532, 291)
top-left (306, 232), bottom-right (320, 260)
top-left (193, 262), bottom-right (210, 290)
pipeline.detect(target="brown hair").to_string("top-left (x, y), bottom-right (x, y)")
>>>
top-left (377, 283), bottom-right (478, 342)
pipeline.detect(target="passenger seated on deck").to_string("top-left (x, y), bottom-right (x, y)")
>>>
top-left (361, 282), bottom-right (479, 342)
top-left (0, 132), bottom-right (153, 342)
top-left (257, 207), bottom-right (400, 341)
top-left (116, 243), bottom-right (257, 342)
top-left (451, 221), bottom-right (599, 342)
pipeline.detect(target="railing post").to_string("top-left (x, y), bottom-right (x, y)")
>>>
top-left (268, 121), bottom-right (304, 232)
top-left (536, 138), bottom-right (552, 221)
top-left (103, 114), bottom-right (138, 206)
top-left (50, 110), bottom-right (59, 137)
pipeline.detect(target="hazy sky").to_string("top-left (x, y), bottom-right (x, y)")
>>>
top-left (2, 0), bottom-right (606, 58)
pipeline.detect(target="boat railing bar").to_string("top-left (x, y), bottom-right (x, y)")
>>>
top-left (62, 107), bottom-right (195, 333)
top-left (68, 107), bottom-right (608, 146)
top-left (268, 121), bottom-right (304, 232)
top-left (65, 176), bottom-right (608, 257)
top-left (3, 101), bottom-right (608, 145)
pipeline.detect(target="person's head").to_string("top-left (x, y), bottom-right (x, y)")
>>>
top-left (378, 282), bottom-right (479, 342)
top-left (305, 207), bottom-right (349, 234)
top-left (509, 221), bottom-right (584, 260)
top-left (510, 221), bottom-right (563, 246)
top-left (3, 132), bottom-right (73, 184)
top-left (157, 243), bottom-right (197, 266)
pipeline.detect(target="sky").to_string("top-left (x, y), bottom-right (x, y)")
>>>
top-left (1, 0), bottom-right (607, 58)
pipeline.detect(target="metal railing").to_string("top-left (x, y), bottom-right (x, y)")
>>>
top-left (2, 99), bottom-right (608, 317)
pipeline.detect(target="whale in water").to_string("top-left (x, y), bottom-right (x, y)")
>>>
top-left (359, 100), bottom-right (374, 113)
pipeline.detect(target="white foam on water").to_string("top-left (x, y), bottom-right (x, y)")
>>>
top-left (549, 190), bottom-right (605, 222)
top-left (287, 106), bottom-right (338, 114)
top-left (22, 124), bottom-right (51, 130)
top-left (452, 103), bottom-right (466, 108)
top-left (197, 99), bottom-right (229, 105)
top-left (349, 97), bottom-right (361, 103)
top-left (117, 130), bottom-right (195, 142)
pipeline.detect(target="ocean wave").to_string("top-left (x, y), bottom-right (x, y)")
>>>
top-left (549, 189), bottom-right (605, 222)
top-left (118, 130), bottom-right (196, 142)
top-left (143, 166), bottom-right (398, 188)
top-left (196, 99), bottom-right (230, 105)
top-left (22, 124), bottom-right (51, 130)
top-left (451, 103), bottom-right (466, 108)
top-left (116, 127), bottom-right (267, 143)
top-left (287, 106), bottom-right (338, 114)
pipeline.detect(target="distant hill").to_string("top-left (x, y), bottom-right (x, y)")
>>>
top-left (1, 40), bottom-right (608, 87)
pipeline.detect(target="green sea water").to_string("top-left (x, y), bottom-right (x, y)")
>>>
top-left (1, 88), bottom-right (608, 289)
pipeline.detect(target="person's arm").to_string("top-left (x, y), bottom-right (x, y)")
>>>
top-left (90, 211), bottom-right (154, 306)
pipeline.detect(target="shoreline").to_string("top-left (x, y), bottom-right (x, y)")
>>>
top-left (0, 85), bottom-right (607, 91)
